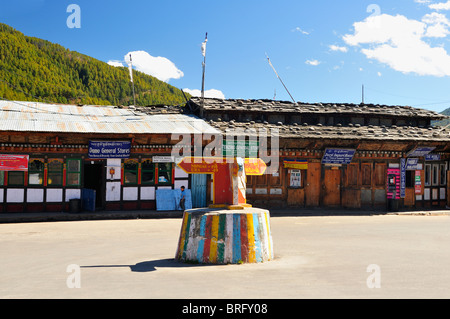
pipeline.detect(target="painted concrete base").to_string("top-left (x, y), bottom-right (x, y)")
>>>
top-left (175, 207), bottom-right (274, 264)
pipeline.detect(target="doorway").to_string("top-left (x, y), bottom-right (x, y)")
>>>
top-left (83, 160), bottom-right (105, 210)
top-left (323, 167), bottom-right (341, 207)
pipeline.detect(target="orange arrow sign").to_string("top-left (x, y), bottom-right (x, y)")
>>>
top-left (177, 157), bottom-right (225, 174)
top-left (177, 157), bottom-right (267, 176)
top-left (244, 158), bottom-right (267, 176)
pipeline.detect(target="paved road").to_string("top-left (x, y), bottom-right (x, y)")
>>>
top-left (1, 214), bottom-right (450, 299)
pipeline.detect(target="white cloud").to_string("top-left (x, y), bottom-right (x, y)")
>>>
top-left (305, 59), bottom-right (321, 66)
top-left (429, 1), bottom-right (450, 10)
top-left (329, 45), bottom-right (348, 52)
top-left (343, 13), bottom-right (450, 77)
top-left (292, 27), bottom-right (310, 35)
top-left (183, 88), bottom-right (225, 99)
top-left (107, 60), bottom-right (124, 67)
top-left (422, 12), bottom-right (450, 37)
top-left (124, 50), bottom-right (184, 82)
top-left (377, 72), bottom-right (382, 77)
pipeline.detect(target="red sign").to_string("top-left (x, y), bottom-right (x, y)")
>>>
top-left (0, 155), bottom-right (29, 171)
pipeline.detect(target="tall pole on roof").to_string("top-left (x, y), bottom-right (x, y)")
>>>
top-left (128, 54), bottom-right (136, 106)
top-left (201, 32), bottom-right (208, 112)
top-left (362, 84), bottom-right (365, 104)
top-left (265, 53), bottom-right (296, 103)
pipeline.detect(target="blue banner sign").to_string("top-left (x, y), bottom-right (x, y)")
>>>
top-left (88, 141), bottom-right (131, 159)
top-left (400, 158), bottom-right (406, 198)
top-left (425, 154), bottom-right (441, 161)
top-left (322, 148), bottom-right (356, 165)
top-left (407, 147), bottom-right (435, 157)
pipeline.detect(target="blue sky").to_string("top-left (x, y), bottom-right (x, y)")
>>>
top-left (2, 0), bottom-right (450, 112)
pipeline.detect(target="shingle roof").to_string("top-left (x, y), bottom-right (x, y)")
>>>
top-left (207, 119), bottom-right (450, 142)
top-left (190, 97), bottom-right (447, 120)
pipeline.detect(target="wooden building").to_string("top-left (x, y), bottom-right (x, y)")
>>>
top-left (187, 97), bottom-right (450, 211)
top-left (0, 100), bottom-right (219, 213)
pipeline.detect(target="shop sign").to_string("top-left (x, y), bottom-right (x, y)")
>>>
top-left (322, 149), bottom-right (356, 165)
top-left (0, 154), bottom-right (29, 171)
top-left (405, 158), bottom-right (420, 170)
top-left (153, 156), bottom-right (174, 163)
top-left (88, 141), bottom-right (131, 159)
top-left (425, 154), bottom-right (441, 161)
top-left (406, 147), bottom-right (435, 157)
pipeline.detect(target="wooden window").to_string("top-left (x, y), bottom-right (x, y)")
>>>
top-left (141, 159), bottom-right (156, 185)
top-left (361, 163), bottom-right (372, 187)
top-left (47, 159), bottom-right (63, 186)
top-left (66, 159), bottom-right (81, 187)
top-left (269, 171), bottom-right (281, 187)
top-left (124, 159), bottom-right (138, 185)
top-left (157, 163), bottom-right (173, 185)
top-left (425, 164), bottom-right (431, 186)
top-left (8, 171), bottom-right (24, 186)
top-left (346, 164), bottom-right (358, 186)
top-left (255, 173), bottom-right (267, 187)
top-left (440, 164), bottom-right (446, 186)
top-left (28, 159), bottom-right (44, 185)
top-left (374, 163), bottom-right (386, 187)
top-left (432, 164), bottom-right (439, 186)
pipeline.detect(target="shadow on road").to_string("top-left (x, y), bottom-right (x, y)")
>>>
top-left (81, 258), bottom-right (218, 272)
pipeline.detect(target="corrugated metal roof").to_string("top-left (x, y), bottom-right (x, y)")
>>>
top-left (0, 101), bottom-right (220, 135)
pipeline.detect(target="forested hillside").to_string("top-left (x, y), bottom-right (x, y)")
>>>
top-left (432, 107), bottom-right (450, 127)
top-left (0, 23), bottom-right (188, 106)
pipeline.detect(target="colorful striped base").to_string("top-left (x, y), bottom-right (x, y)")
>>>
top-left (175, 208), bottom-right (274, 264)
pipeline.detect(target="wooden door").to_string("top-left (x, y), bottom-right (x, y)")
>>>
top-left (323, 168), bottom-right (341, 207)
top-left (306, 162), bottom-right (321, 207)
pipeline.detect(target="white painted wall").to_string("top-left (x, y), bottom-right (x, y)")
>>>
top-left (141, 186), bottom-right (155, 200)
top-left (106, 182), bottom-right (121, 201)
top-left (7, 189), bottom-right (24, 203)
top-left (27, 189), bottom-right (44, 203)
top-left (123, 187), bottom-right (138, 201)
top-left (46, 189), bottom-right (63, 202)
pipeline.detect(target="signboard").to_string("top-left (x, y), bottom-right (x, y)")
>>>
top-left (405, 158), bottom-right (420, 170)
top-left (0, 154), bottom-right (29, 171)
top-left (153, 156), bottom-right (174, 163)
top-left (415, 170), bottom-right (422, 195)
top-left (223, 140), bottom-right (259, 158)
top-left (400, 158), bottom-right (406, 198)
top-left (425, 154), bottom-right (441, 161)
top-left (322, 149), bottom-right (356, 165)
top-left (284, 160), bottom-right (308, 170)
top-left (406, 147), bottom-right (435, 157)
top-left (88, 141), bottom-right (131, 159)
top-left (177, 157), bottom-right (266, 176)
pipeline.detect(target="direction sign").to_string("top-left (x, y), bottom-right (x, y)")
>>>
top-left (244, 158), bottom-right (266, 176)
top-left (177, 157), bottom-right (266, 176)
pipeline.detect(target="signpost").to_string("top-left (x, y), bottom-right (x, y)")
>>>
top-left (177, 157), bottom-right (266, 207)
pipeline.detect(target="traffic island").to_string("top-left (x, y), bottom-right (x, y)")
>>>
top-left (175, 207), bottom-right (274, 264)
